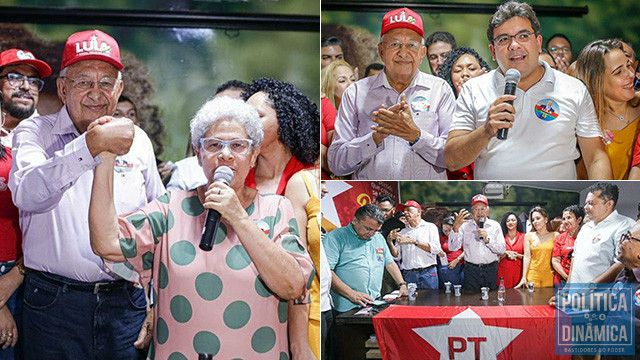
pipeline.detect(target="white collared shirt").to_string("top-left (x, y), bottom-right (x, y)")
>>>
top-left (448, 218), bottom-right (505, 264)
top-left (395, 219), bottom-right (441, 269)
top-left (570, 210), bottom-right (636, 283)
top-left (450, 61), bottom-right (601, 180)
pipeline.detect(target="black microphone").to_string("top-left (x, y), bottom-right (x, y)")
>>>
top-left (478, 216), bottom-right (486, 241)
top-left (497, 68), bottom-right (521, 140)
top-left (199, 166), bottom-right (234, 251)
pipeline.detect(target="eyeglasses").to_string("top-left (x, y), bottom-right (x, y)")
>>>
top-left (62, 76), bottom-right (119, 91)
top-left (428, 52), bottom-right (450, 62)
top-left (549, 46), bottom-right (571, 54)
top-left (382, 40), bottom-right (422, 52)
top-left (492, 30), bottom-right (535, 48)
top-left (199, 137), bottom-right (253, 156)
top-left (356, 218), bottom-right (381, 234)
top-left (619, 231), bottom-right (640, 245)
top-left (472, 207), bottom-right (488, 213)
top-left (0, 73), bottom-right (45, 91)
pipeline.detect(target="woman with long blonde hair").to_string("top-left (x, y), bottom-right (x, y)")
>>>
top-left (574, 39), bottom-right (640, 179)
top-left (321, 59), bottom-right (356, 110)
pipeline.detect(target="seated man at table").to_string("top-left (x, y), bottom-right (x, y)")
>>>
top-left (387, 200), bottom-right (441, 290)
top-left (449, 194), bottom-right (505, 290)
top-left (603, 223), bottom-right (640, 360)
top-left (324, 204), bottom-right (408, 313)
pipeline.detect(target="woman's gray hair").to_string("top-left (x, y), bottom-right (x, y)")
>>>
top-left (190, 96), bottom-right (264, 150)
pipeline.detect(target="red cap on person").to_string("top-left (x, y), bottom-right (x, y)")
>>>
top-left (0, 49), bottom-right (52, 78)
top-left (471, 194), bottom-right (489, 207)
top-left (398, 200), bottom-right (422, 213)
top-left (380, 7), bottom-right (424, 38)
top-left (61, 30), bottom-right (123, 70)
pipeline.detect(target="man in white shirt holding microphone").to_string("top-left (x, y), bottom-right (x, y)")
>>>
top-left (443, 0), bottom-right (611, 180)
top-left (449, 194), bottom-right (505, 290)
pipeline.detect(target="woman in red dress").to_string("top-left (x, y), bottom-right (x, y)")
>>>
top-left (551, 205), bottom-right (584, 285)
top-left (497, 212), bottom-right (525, 288)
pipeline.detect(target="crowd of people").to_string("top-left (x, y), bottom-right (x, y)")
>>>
top-left (0, 27), bottom-right (320, 360)
top-left (322, 181), bottom-right (640, 359)
top-left (321, 0), bottom-right (640, 181)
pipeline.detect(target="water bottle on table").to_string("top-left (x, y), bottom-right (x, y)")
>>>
top-left (497, 276), bottom-right (506, 302)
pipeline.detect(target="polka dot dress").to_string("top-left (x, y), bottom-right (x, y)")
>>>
top-left (106, 190), bottom-right (314, 360)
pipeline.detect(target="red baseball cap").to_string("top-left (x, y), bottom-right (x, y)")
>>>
top-left (380, 7), bottom-right (424, 38)
top-left (61, 30), bottom-right (123, 70)
top-left (0, 49), bottom-right (52, 78)
top-left (471, 194), bottom-right (489, 207)
top-left (398, 200), bottom-right (422, 213)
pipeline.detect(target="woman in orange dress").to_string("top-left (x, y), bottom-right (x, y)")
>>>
top-left (516, 207), bottom-right (557, 288)
top-left (497, 212), bottom-right (525, 288)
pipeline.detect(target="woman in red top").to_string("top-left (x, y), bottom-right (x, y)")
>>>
top-left (551, 205), bottom-right (584, 285)
top-left (438, 212), bottom-right (464, 287)
top-left (497, 212), bottom-right (525, 288)
top-left (0, 105), bottom-right (24, 356)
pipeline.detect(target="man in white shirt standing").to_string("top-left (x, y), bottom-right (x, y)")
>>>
top-left (388, 200), bottom-right (442, 289)
top-left (443, 0), bottom-right (611, 180)
top-left (449, 194), bottom-right (505, 289)
top-left (569, 182), bottom-right (636, 285)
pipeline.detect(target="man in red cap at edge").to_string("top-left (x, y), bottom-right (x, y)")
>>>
top-left (448, 194), bottom-right (506, 290)
top-left (0, 49), bottom-right (52, 147)
top-left (327, 7), bottom-right (456, 180)
top-left (387, 200), bottom-right (443, 289)
top-left (9, 30), bottom-right (164, 359)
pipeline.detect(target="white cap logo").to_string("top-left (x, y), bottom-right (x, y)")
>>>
top-left (74, 35), bottom-right (112, 55)
top-left (16, 50), bottom-right (35, 60)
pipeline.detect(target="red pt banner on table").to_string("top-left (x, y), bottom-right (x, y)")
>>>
top-left (373, 305), bottom-right (570, 359)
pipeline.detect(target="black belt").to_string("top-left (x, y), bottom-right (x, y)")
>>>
top-left (406, 264), bottom-right (436, 272)
top-left (466, 261), bottom-right (498, 268)
top-left (27, 269), bottom-right (129, 294)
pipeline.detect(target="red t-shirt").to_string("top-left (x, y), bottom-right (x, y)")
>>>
top-left (245, 156), bottom-right (314, 196)
top-left (633, 134), bottom-right (640, 167)
top-left (439, 233), bottom-right (464, 263)
top-left (321, 97), bottom-right (337, 134)
top-left (447, 163), bottom-right (474, 180)
top-left (0, 147), bottom-right (22, 261)
top-left (552, 231), bottom-right (576, 284)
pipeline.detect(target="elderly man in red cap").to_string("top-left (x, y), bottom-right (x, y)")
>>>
top-left (9, 30), bottom-right (163, 359)
top-left (387, 200), bottom-right (442, 289)
top-left (328, 7), bottom-right (456, 180)
top-left (448, 194), bottom-right (505, 290)
top-left (0, 49), bottom-right (51, 147)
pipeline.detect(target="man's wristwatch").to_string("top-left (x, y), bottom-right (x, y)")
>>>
top-left (414, 239), bottom-right (419, 246)
top-left (15, 259), bottom-right (25, 276)
top-left (398, 282), bottom-right (407, 287)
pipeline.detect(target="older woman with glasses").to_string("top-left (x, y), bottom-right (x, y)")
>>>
top-left (88, 96), bottom-right (313, 359)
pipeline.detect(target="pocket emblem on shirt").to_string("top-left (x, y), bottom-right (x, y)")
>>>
top-left (592, 235), bottom-right (602, 244)
top-left (534, 98), bottom-right (559, 121)
top-left (114, 157), bottom-right (134, 173)
top-left (410, 96), bottom-right (430, 113)
top-left (257, 220), bottom-right (271, 236)
top-left (376, 254), bottom-right (384, 262)
top-left (376, 247), bottom-right (384, 254)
